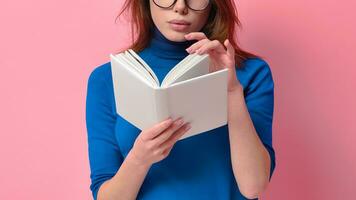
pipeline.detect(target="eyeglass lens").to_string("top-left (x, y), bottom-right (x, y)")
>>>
top-left (153, 0), bottom-right (210, 11)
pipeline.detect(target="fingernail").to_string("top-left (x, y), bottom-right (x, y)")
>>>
top-left (185, 48), bottom-right (190, 53)
top-left (185, 123), bottom-right (191, 130)
top-left (176, 118), bottom-right (184, 125)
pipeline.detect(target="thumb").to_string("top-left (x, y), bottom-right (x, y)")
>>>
top-left (224, 39), bottom-right (235, 59)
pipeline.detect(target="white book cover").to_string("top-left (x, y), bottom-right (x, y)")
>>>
top-left (110, 49), bottom-right (228, 140)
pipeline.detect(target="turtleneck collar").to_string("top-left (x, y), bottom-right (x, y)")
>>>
top-left (147, 25), bottom-right (196, 59)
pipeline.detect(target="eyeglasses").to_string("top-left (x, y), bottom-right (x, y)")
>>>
top-left (152, 0), bottom-right (211, 11)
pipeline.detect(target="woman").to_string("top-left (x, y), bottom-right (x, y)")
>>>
top-left (85, 0), bottom-right (276, 199)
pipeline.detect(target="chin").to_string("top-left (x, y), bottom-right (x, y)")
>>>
top-left (166, 31), bottom-right (188, 42)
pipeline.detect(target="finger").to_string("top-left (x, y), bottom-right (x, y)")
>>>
top-left (162, 144), bottom-right (174, 156)
top-left (224, 39), bottom-right (235, 59)
top-left (184, 32), bottom-right (208, 41)
top-left (161, 123), bottom-right (190, 150)
top-left (186, 38), bottom-right (210, 54)
top-left (153, 117), bottom-right (185, 146)
top-left (159, 122), bottom-right (191, 150)
top-left (162, 147), bottom-right (172, 155)
top-left (142, 117), bottom-right (173, 140)
top-left (209, 58), bottom-right (219, 72)
top-left (196, 40), bottom-right (226, 55)
top-left (208, 60), bottom-right (215, 72)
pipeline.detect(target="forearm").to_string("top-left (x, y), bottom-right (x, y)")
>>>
top-left (227, 85), bottom-right (271, 199)
top-left (97, 151), bottom-right (151, 200)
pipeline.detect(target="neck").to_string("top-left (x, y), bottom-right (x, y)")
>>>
top-left (147, 25), bottom-right (196, 59)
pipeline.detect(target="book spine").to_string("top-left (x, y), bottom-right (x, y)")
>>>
top-left (153, 87), bottom-right (170, 123)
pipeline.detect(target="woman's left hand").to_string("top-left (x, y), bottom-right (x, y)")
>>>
top-left (184, 32), bottom-right (242, 93)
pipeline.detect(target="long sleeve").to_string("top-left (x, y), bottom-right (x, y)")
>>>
top-left (242, 60), bottom-right (276, 181)
top-left (85, 66), bottom-right (124, 200)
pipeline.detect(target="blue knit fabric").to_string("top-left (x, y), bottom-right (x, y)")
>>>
top-left (85, 25), bottom-right (276, 200)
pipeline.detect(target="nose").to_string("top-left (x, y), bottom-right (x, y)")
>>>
top-left (173, 0), bottom-right (188, 14)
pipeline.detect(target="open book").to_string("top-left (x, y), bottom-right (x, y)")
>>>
top-left (110, 49), bottom-right (228, 140)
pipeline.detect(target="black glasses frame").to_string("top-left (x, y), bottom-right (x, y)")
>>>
top-left (152, 0), bottom-right (211, 11)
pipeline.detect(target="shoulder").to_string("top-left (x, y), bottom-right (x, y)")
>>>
top-left (86, 61), bottom-right (115, 99)
top-left (238, 57), bottom-right (273, 79)
top-left (86, 61), bottom-right (117, 112)
top-left (86, 61), bottom-right (114, 95)
top-left (236, 57), bottom-right (274, 91)
top-left (87, 61), bottom-right (112, 84)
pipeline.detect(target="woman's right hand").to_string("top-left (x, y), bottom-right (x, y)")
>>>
top-left (128, 117), bottom-right (191, 168)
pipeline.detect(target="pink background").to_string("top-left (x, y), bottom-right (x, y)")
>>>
top-left (1, 0), bottom-right (355, 199)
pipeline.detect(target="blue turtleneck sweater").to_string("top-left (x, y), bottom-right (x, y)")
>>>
top-left (85, 26), bottom-right (276, 200)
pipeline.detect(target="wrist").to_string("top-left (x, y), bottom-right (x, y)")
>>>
top-left (126, 150), bottom-right (151, 170)
top-left (228, 82), bottom-right (243, 94)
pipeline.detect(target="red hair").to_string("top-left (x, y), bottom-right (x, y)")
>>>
top-left (115, 0), bottom-right (262, 68)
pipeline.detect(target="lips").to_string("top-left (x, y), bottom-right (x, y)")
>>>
top-left (168, 19), bottom-right (191, 25)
